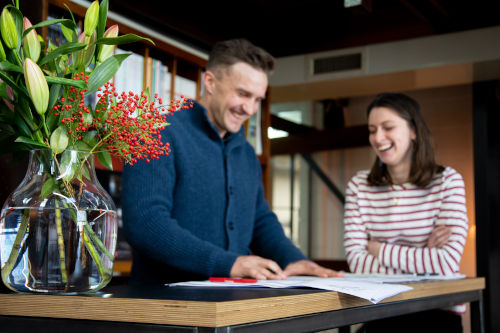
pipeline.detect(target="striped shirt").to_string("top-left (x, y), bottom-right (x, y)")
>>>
top-left (343, 167), bottom-right (468, 313)
top-left (344, 166), bottom-right (468, 275)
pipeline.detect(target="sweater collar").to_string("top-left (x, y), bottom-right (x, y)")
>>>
top-left (191, 101), bottom-right (247, 148)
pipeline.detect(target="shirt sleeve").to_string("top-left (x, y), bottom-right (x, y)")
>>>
top-left (344, 176), bottom-right (389, 274)
top-left (121, 151), bottom-right (239, 279)
top-left (377, 169), bottom-right (469, 274)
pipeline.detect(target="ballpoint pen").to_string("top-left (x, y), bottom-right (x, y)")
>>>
top-left (209, 277), bottom-right (258, 283)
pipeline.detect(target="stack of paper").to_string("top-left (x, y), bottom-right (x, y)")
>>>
top-left (169, 276), bottom-right (414, 304)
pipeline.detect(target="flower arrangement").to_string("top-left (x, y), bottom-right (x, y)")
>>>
top-left (0, 0), bottom-right (191, 293)
top-left (0, 0), bottom-right (190, 166)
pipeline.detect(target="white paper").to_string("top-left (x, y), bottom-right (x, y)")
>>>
top-left (341, 273), bottom-right (466, 284)
top-left (168, 276), bottom-right (413, 304)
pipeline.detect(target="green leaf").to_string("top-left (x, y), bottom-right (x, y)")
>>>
top-left (38, 42), bottom-right (86, 66)
top-left (45, 76), bottom-right (87, 89)
top-left (97, 0), bottom-right (109, 39)
top-left (22, 19), bottom-right (76, 39)
top-left (60, 150), bottom-right (79, 181)
top-left (0, 60), bottom-right (22, 73)
top-left (94, 34), bottom-right (154, 46)
top-left (83, 130), bottom-right (98, 148)
top-left (82, 163), bottom-right (91, 180)
top-left (97, 150), bottom-right (113, 170)
top-left (13, 109), bottom-right (33, 137)
top-left (48, 83), bottom-right (61, 110)
top-left (74, 140), bottom-right (92, 151)
top-left (0, 80), bottom-right (8, 98)
top-left (60, 23), bottom-right (74, 43)
top-left (14, 136), bottom-right (49, 148)
top-left (86, 53), bottom-right (130, 95)
top-left (46, 110), bottom-right (59, 132)
top-left (50, 126), bottom-right (69, 154)
top-left (0, 70), bottom-right (29, 99)
top-left (41, 176), bottom-right (56, 199)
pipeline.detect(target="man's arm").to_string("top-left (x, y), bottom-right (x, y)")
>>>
top-left (121, 155), bottom-right (239, 279)
top-left (247, 158), bottom-right (342, 278)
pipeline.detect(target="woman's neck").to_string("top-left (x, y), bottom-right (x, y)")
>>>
top-left (388, 162), bottom-right (411, 185)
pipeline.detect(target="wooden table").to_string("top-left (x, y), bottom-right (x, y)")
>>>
top-left (0, 277), bottom-right (485, 333)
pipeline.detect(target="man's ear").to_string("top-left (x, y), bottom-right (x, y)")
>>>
top-left (203, 70), bottom-right (216, 95)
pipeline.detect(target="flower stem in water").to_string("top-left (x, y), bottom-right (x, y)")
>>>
top-left (1, 209), bottom-right (29, 284)
top-left (54, 201), bottom-right (68, 283)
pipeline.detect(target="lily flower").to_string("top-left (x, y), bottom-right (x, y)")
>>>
top-left (23, 58), bottom-right (49, 115)
top-left (0, 8), bottom-right (18, 49)
top-left (22, 17), bottom-right (41, 62)
top-left (98, 25), bottom-right (118, 62)
top-left (84, 0), bottom-right (99, 37)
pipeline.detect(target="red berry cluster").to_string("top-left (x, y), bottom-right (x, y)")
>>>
top-left (51, 73), bottom-right (193, 165)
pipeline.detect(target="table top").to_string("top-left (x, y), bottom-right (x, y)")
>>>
top-left (0, 277), bottom-right (485, 328)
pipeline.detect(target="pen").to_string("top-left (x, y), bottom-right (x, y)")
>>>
top-left (416, 273), bottom-right (439, 277)
top-left (209, 277), bottom-right (258, 283)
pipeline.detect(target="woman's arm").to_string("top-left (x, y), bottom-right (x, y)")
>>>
top-left (369, 170), bottom-right (468, 274)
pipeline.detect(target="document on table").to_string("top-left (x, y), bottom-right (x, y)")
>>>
top-left (342, 273), bottom-right (466, 284)
top-left (168, 276), bottom-right (413, 304)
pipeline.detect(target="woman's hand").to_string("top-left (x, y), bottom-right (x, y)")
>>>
top-left (367, 240), bottom-right (382, 257)
top-left (427, 225), bottom-right (452, 248)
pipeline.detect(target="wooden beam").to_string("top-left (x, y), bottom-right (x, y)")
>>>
top-left (270, 114), bottom-right (316, 135)
top-left (269, 63), bottom-right (474, 103)
top-left (49, 0), bottom-right (207, 67)
top-left (271, 125), bottom-right (369, 155)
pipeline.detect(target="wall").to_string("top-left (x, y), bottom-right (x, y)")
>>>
top-left (270, 25), bottom-right (500, 87)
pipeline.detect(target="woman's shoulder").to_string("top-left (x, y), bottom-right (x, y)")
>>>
top-left (438, 166), bottom-right (464, 180)
top-left (432, 166), bottom-right (465, 188)
top-left (347, 170), bottom-right (370, 188)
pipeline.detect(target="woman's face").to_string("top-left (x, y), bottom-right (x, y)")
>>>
top-left (368, 106), bottom-right (416, 169)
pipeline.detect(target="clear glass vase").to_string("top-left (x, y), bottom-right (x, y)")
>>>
top-left (0, 149), bottom-right (117, 293)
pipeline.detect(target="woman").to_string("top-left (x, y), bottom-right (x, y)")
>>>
top-left (343, 93), bottom-right (468, 332)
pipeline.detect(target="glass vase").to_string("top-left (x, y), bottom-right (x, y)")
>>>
top-left (0, 149), bottom-right (117, 293)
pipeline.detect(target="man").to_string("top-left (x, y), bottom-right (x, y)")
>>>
top-left (122, 39), bottom-right (342, 284)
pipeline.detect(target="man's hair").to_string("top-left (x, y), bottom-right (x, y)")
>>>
top-left (205, 39), bottom-right (274, 75)
top-left (366, 92), bottom-right (444, 187)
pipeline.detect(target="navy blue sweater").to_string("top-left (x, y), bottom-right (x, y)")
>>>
top-left (121, 102), bottom-right (306, 284)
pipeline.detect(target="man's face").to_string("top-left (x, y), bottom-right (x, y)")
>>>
top-left (205, 62), bottom-right (268, 137)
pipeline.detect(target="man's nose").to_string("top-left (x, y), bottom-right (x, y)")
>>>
top-left (243, 99), bottom-right (258, 115)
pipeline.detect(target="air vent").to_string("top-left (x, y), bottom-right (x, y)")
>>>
top-left (313, 53), bottom-right (362, 75)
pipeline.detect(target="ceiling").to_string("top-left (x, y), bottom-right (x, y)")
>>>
top-left (108, 0), bottom-right (500, 58)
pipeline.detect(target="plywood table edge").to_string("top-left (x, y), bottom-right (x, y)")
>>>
top-left (0, 277), bottom-right (485, 328)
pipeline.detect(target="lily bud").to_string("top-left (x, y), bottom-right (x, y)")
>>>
top-left (23, 58), bottom-right (49, 115)
top-left (22, 17), bottom-right (41, 62)
top-left (84, 0), bottom-right (99, 37)
top-left (0, 40), bottom-right (5, 61)
top-left (83, 30), bottom-right (97, 67)
top-left (97, 24), bottom-right (118, 62)
top-left (73, 32), bottom-right (86, 68)
top-left (0, 8), bottom-right (18, 49)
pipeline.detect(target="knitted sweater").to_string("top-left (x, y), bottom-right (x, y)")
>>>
top-left (344, 167), bottom-right (468, 275)
top-left (121, 101), bottom-right (306, 284)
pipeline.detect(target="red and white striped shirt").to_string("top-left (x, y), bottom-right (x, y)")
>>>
top-left (344, 166), bottom-right (468, 276)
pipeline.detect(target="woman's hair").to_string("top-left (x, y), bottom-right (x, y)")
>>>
top-left (205, 39), bottom-right (274, 76)
top-left (366, 92), bottom-right (444, 187)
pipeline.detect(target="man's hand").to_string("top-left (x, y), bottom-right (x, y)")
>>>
top-left (427, 225), bottom-right (452, 248)
top-left (283, 260), bottom-right (344, 278)
top-left (367, 240), bottom-right (382, 257)
top-left (230, 255), bottom-right (287, 280)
